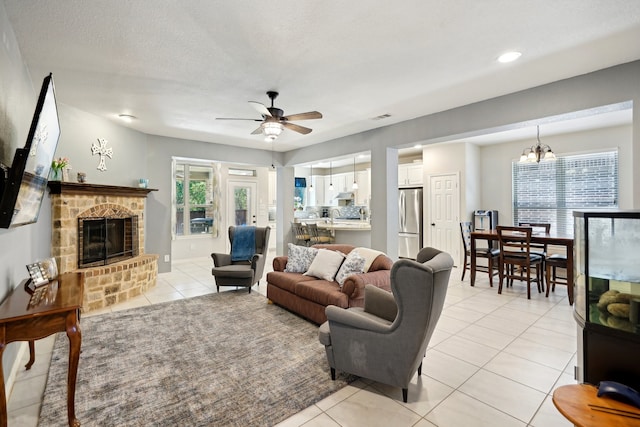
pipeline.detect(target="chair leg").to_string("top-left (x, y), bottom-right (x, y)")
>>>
top-left (402, 388), bottom-right (408, 403)
top-left (498, 261), bottom-right (504, 294)
top-left (461, 253), bottom-right (467, 281)
top-left (418, 361), bottom-right (423, 376)
top-left (330, 368), bottom-right (336, 380)
top-left (488, 257), bottom-right (493, 287)
top-left (545, 263), bottom-right (552, 297)
top-left (216, 285), bottom-right (220, 293)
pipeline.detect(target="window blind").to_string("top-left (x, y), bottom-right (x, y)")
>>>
top-left (512, 150), bottom-right (618, 236)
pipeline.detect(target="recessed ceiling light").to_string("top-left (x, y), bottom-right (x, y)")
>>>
top-left (497, 51), bottom-right (522, 63)
top-left (118, 114), bottom-right (137, 123)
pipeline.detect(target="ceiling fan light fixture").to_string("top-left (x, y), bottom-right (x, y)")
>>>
top-left (263, 122), bottom-right (284, 142)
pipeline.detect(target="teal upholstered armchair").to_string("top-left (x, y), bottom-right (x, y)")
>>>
top-left (318, 247), bottom-right (453, 402)
top-left (211, 226), bottom-right (270, 293)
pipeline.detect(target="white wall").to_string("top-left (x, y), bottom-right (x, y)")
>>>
top-left (479, 124), bottom-right (633, 226)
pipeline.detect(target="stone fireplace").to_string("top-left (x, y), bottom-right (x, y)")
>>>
top-left (48, 181), bottom-right (158, 312)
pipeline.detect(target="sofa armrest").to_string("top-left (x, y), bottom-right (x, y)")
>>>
top-left (325, 305), bottom-right (391, 334)
top-left (211, 253), bottom-right (231, 267)
top-left (272, 256), bottom-right (288, 272)
top-left (341, 270), bottom-right (391, 300)
top-left (363, 284), bottom-right (397, 322)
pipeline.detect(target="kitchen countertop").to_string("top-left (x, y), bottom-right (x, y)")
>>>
top-left (316, 221), bottom-right (371, 231)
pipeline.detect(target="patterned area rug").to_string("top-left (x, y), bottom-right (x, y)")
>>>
top-left (38, 292), bottom-right (353, 426)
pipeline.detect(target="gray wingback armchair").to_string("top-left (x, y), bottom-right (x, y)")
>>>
top-left (211, 226), bottom-right (270, 293)
top-left (318, 247), bottom-right (453, 402)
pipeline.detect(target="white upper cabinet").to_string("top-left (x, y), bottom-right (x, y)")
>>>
top-left (354, 169), bottom-right (370, 205)
top-left (399, 163), bottom-right (423, 187)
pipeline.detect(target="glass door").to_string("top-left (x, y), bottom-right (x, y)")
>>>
top-left (228, 181), bottom-right (257, 227)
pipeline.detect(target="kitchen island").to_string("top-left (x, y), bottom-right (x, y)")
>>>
top-left (316, 220), bottom-right (371, 247)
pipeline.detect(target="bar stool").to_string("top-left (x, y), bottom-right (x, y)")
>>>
top-left (545, 253), bottom-right (573, 304)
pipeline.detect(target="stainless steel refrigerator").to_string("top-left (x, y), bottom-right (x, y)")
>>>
top-left (398, 188), bottom-right (423, 259)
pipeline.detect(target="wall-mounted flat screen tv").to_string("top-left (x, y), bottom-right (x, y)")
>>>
top-left (0, 74), bottom-right (61, 228)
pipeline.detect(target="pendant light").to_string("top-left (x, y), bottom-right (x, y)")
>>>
top-left (352, 158), bottom-right (358, 190)
top-left (309, 165), bottom-right (314, 192)
top-left (329, 162), bottom-right (334, 191)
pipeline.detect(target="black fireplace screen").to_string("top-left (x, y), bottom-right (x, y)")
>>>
top-left (78, 216), bottom-right (138, 268)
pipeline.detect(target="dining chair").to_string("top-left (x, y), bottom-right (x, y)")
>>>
top-left (518, 222), bottom-right (551, 256)
top-left (518, 222), bottom-right (551, 288)
top-left (307, 223), bottom-right (334, 244)
top-left (459, 221), bottom-right (499, 286)
top-left (545, 253), bottom-right (573, 304)
top-left (291, 222), bottom-right (311, 246)
top-left (497, 226), bottom-right (544, 299)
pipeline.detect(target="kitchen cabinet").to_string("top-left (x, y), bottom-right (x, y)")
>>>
top-left (399, 163), bottom-right (423, 187)
top-left (308, 176), bottom-right (324, 206)
top-left (355, 169), bottom-right (370, 205)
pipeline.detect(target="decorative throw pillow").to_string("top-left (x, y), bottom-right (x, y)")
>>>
top-left (284, 243), bottom-right (318, 273)
top-left (335, 250), bottom-right (366, 286)
top-left (304, 249), bottom-right (346, 281)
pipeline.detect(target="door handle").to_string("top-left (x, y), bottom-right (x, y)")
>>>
top-left (431, 223), bottom-right (435, 226)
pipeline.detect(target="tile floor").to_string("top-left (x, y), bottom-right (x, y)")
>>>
top-left (7, 250), bottom-right (577, 426)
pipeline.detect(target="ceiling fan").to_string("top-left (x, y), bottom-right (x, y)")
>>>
top-left (216, 91), bottom-right (322, 142)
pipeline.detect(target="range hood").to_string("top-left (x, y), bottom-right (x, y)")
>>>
top-left (333, 192), bottom-right (355, 200)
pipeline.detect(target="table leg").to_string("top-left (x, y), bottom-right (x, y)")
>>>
top-left (0, 338), bottom-right (6, 427)
top-left (470, 236), bottom-right (477, 286)
top-left (25, 340), bottom-right (36, 370)
top-left (66, 311), bottom-right (82, 427)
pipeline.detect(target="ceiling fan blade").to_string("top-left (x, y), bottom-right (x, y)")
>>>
top-left (249, 101), bottom-right (272, 117)
top-left (282, 111), bottom-right (323, 121)
top-left (283, 122), bottom-right (312, 135)
top-left (215, 117), bottom-right (263, 121)
top-left (250, 125), bottom-right (264, 135)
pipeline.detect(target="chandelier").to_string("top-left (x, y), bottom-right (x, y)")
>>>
top-left (519, 125), bottom-right (556, 163)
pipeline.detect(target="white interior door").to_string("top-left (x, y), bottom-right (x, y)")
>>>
top-left (227, 181), bottom-right (258, 229)
top-left (429, 173), bottom-right (460, 264)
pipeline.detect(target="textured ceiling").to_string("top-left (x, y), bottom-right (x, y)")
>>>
top-left (4, 0), bottom-right (640, 154)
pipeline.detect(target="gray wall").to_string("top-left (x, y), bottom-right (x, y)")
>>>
top-left (284, 61), bottom-right (640, 255)
top-left (0, 1), bottom-right (50, 392)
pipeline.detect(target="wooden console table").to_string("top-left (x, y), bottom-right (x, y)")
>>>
top-left (553, 384), bottom-right (640, 426)
top-left (0, 272), bottom-right (83, 427)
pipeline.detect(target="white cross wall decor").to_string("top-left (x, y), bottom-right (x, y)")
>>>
top-left (91, 138), bottom-right (113, 171)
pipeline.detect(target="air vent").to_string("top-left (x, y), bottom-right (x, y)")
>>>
top-left (371, 113), bottom-right (391, 121)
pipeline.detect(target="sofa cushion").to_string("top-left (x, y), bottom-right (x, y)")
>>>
top-left (335, 250), bottom-right (366, 286)
top-left (304, 249), bottom-right (345, 281)
top-left (295, 280), bottom-right (348, 308)
top-left (267, 271), bottom-right (316, 293)
top-left (284, 243), bottom-right (318, 273)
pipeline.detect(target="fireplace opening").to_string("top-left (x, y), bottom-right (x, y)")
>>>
top-left (78, 216), bottom-right (139, 268)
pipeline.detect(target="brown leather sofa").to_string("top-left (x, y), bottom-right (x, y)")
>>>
top-left (266, 244), bottom-right (393, 324)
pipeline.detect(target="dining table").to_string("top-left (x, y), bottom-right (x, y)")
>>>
top-left (470, 228), bottom-right (574, 304)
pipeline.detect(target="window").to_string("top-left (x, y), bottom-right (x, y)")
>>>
top-left (512, 150), bottom-right (618, 236)
top-left (174, 161), bottom-right (216, 236)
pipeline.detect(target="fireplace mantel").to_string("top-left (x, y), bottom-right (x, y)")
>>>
top-left (47, 181), bottom-right (157, 198)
